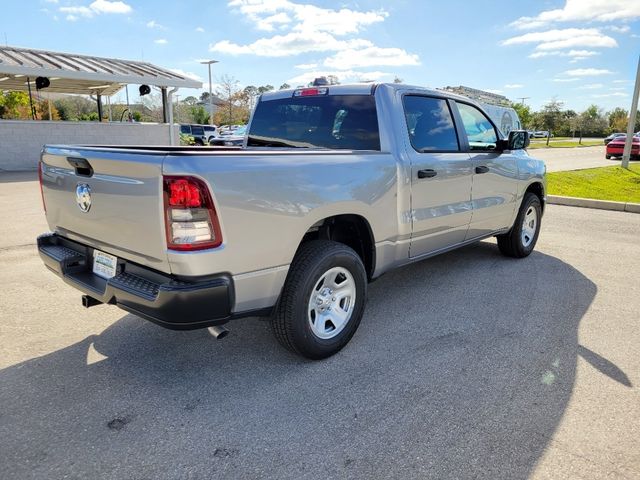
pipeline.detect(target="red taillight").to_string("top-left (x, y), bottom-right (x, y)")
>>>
top-left (168, 178), bottom-right (202, 207)
top-left (38, 160), bottom-right (47, 213)
top-left (163, 176), bottom-right (222, 251)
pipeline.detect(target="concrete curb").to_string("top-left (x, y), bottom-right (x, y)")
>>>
top-left (548, 195), bottom-right (640, 214)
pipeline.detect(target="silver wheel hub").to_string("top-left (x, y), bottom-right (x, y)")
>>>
top-left (521, 206), bottom-right (538, 248)
top-left (308, 266), bottom-right (356, 339)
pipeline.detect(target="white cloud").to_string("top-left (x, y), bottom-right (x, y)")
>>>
top-left (256, 12), bottom-right (291, 31)
top-left (509, 0), bottom-right (640, 30)
top-left (214, 1), bottom-right (419, 75)
top-left (211, 32), bottom-right (371, 57)
top-left (60, 0), bottom-right (131, 19)
top-left (529, 49), bottom-right (600, 59)
top-left (564, 68), bottom-right (613, 76)
top-left (89, 0), bottom-right (131, 14)
top-left (606, 25), bottom-right (631, 33)
top-left (44, 0), bottom-right (59, 3)
top-left (228, 0), bottom-right (387, 36)
top-left (578, 83), bottom-right (604, 89)
top-left (613, 79), bottom-right (630, 84)
top-left (502, 28), bottom-right (617, 51)
top-left (60, 5), bottom-right (93, 17)
top-left (287, 69), bottom-right (391, 86)
top-left (504, 84), bottom-right (524, 89)
top-left (324, 46), bottom-right (420, 69)
top-left (154, 38), bottom-right (168, 45)
top-left (195, 26), bottom-right (205, 32)
top-left (592, 92), bottom-right (628, 98)
top-left (552, 78), bottom-right (580, 82)
top-left (146, 20), bottom-right (164, 29)
top-left (169, 69), bottom-right (203, 82)
top-left (295, 63), bottom-right (318, 70)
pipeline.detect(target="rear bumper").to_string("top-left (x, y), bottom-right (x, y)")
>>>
top-left (37, 233), bottom-right (242, 330)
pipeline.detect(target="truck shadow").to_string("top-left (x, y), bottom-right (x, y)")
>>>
top-left (1, 242), bottom-right (601, 479)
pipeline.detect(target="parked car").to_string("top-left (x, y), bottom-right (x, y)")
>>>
top-left (605, 135), bottom-right (640, 159)
top-left (203, 125), bottom-right (218, 143)
top-left (604, 133), bottom-right (626, 145)
top-left (179, 124), bottom-right (207, 145)
top-left (209, 125), bottom-right (247, 146)
top-left (37, 83), bottom-right (545, 359)
top-left (532, 131), bottom-right (553, 138)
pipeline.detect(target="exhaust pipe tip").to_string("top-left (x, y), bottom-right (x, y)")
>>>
top-left (207, 325), bottom-right (229, 339)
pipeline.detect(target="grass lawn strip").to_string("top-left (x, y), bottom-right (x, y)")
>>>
top-left (547, 164), bottom-right (640, 203)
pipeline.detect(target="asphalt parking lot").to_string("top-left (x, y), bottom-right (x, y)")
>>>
top-left (1, 172), bottom-right (639, 479)
top-left (531, 145), bottom-right (613, 172)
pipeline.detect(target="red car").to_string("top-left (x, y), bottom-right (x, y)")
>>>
top-left (606, 135), bottom-right (640, 159)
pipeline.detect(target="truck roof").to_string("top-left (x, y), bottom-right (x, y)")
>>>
top-left (260, 83), bottom-right (471, 102)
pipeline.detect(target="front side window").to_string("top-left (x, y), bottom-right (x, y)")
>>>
top-left (403, 96), bottom-right (459, 152)
top-left (456, 102), bottom-right (498, 150)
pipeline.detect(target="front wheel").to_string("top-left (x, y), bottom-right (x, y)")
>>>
top-left (271, 240), bottom-right (367, 359)
top-left (605, 154), bottom-right (611, 159)
top-left (497, 193), bottom-right (542, 258)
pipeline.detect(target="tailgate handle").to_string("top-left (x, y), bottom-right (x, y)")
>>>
top-left (67, 157), bottom-right (94, 177)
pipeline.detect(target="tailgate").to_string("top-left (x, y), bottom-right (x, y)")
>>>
top-left (40, 146), bottom-right (171, 273)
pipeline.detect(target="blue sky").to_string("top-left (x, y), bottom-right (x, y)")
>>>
top-left (4, 0), bottom-right (640, 111)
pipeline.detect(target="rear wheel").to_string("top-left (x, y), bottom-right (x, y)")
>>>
top-left (271, 240), bottom-right (367, 359)
top-left (497, 193), bottom-right (542, 258)
top-left (605, 154), bottom-right (611, 159)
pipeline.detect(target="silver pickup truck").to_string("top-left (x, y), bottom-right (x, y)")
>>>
top-left (38, 83), bottom-right (545, 359)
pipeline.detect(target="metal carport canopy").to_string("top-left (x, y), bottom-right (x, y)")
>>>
top-left (0, 45), bottom-right (202, 95)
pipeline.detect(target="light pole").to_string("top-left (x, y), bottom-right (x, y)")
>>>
top-left (200, 59), bottom-right (218, 125)
top-left (622, 55), bottom-right (640, 169)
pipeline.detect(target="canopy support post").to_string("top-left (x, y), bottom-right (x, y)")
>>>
top-left (161, 87), bottom-right (169, 123)
top-left (96, 94), bottom-right (103, 122)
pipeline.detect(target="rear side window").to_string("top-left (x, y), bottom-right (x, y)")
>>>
top-left (403, 96), bottom-right (459, 152)
top-left (180, 125), bottom-right (190, 134)
top-left (248, 95), bottom-right (380, 150)
top-left (191, 126), bottom-right (205, 136)
top-left (456, 102), bottom-right (498, 150)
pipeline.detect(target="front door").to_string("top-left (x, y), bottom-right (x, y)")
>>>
top-left (453, 101), bottom-right (519, 238)
top-left (403, 95), bottom-right (473, 257)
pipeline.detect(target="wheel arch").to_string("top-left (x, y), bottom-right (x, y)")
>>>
top-left (297, 214), bottom-right (376, 280)
top-left (524, 181), bottom-right (545, 213)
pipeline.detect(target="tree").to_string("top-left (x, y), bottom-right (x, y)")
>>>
top-left (279, 83), bottom-right (291, 90)
top-left (213, 74), bottom-right (250, 125)
top-left (257, 85), bottom-right (274, 94)
top-left (540, 98), bottom-right (563, 145)
top-left (511, 102), bottom-right (532, 130)
top-left (0, 91), bottom-right (31, 119)
top-left (190, 105), bottom-right (209, 124)
top-left (579, 104), bottom-right (607, 139)
top-left (326, 75), bottom-right (340, 85)
top-left (182, 96), bottom-right (198, 106)
top-left (393, 76), bottom-right (403, 84)
top-left (608, 107), bottom-right (628, 133)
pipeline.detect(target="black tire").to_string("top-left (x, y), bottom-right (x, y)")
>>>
top-left (271, 240), bottom-right (367, 359)
top-left (605, 154), bottom-right (611, 159)
top-left (497, 193), bottom-right (542, 258)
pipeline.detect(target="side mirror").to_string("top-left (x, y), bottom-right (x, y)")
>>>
top-left (507, 130), bottom-right (530, 150)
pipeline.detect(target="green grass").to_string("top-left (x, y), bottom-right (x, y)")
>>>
top-left (528, 140), bottom-right (603, 149)
top-left (547, 164), bottom-right (640, 203)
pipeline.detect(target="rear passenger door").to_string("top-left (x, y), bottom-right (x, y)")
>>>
top-left (453, 101), bottom-right (519, 238)
top-left (403, 95), bottom-right (473, 257)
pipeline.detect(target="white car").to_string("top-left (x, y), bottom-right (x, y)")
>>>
top-left (532, 131), bottom-right (553, 138)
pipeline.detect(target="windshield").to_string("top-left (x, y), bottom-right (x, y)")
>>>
top-left (248, 94), bottom-right (380, 150)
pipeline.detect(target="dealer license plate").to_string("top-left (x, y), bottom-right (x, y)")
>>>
top-left (93, 250), bottom-right (118, 279)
